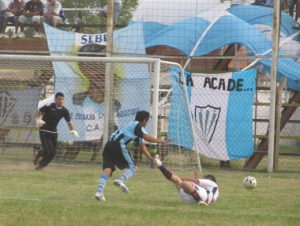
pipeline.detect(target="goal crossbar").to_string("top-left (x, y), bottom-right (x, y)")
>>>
top-left (0, 54), bottom-right (202, 171)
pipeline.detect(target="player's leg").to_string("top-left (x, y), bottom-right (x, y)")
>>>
top-left (33, 131), bottom-right (45, 165)
top-left (153, 155), bottom-right (182, 191)
top-left (36, 132), bottom-right (56, 169)
top-left (113, 142), bottom-right (135, 193)
top-left (178, 182), bottom-right (208, 205)
top-left (180, 181), bottom-right (202, 203)
top-left (34, 131), bottom-right (48, 167)
top-left (95, 141), bottom-right (115, 201)
top-left (48, 133), bottom-right (58, 162)
top-left (32, 145), bottom-right (40, 165)
top-left (41, 133), bottom-right (57, 166)
top-left (32, 16), bottom-right (41, 35)
top-left (95, 167), bottom-right (113, 201)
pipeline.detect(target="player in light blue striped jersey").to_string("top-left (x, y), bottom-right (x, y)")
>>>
top-left (95, 110), bottom-right (169, 201)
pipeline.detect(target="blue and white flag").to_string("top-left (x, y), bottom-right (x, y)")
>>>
top-left (169, 69), bottom-right (256, 160)
top-left (191, 69), bottom-right (256, 160)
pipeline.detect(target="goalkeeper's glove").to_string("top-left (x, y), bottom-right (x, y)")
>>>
top-left (36, 118), bottom-right (45, 127)
top-left (70, 130), bottom-right (80, 138)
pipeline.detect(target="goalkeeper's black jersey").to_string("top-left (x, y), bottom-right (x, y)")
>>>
top-left (39, 103), bottom-right (71, 133)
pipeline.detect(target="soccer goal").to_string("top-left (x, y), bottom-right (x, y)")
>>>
top-left (0, 54), bottom-right (201, 171)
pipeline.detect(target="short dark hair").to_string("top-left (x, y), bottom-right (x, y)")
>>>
top-left (135, 111), bottom-right (150, 122)
top-left (55, 92), bottom-right (64, 99)
top-left (204, 174), bottom-right (216, 183)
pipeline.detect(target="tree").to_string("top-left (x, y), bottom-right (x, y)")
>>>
top-left (60, 0), bottom-right (139, 33)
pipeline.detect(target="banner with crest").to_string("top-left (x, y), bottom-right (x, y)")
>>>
top-left (168, 69), bottom-right (256, 161)
top-left (0, 89), bottom-right (40, 127)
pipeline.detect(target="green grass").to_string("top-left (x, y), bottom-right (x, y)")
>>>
top-left (280, 145), bottom-right (300, 154)
top-left (0, 162), bottom-right (299, 226)
top-left (2, 146), bottom-right (300, 173)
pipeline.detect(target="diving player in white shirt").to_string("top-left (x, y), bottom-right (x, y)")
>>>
top-left (153, 155), bottom-right (219, 205)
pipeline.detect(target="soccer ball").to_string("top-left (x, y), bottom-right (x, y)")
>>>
top-left (243, 176), bottom-right (257, 189)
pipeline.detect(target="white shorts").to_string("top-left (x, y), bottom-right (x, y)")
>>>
top-left (179, 183), bottom-right (208, 204)
top-left (18, 15), bottom-right (42, 24)
top-left (44, 15), bottom-right (63, 25)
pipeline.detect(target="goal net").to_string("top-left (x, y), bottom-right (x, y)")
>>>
top-left (0, 55), bottom-right (201, 171)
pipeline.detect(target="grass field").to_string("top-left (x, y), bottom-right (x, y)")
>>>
top-left (0, 162), bottom-right (299, 226)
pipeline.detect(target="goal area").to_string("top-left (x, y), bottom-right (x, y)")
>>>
top-left (0, 54), bottom-right (201, 171)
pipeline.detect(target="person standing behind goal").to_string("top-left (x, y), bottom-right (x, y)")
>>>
top-left (95, 110), bottom-right (170, 202)
top-left (33, 92), bottom-right (79, 170)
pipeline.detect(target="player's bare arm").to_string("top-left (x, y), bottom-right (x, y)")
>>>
top-left (139, 144), bottom-right (154, 161)
top-left (143, 134), bottom-right (169, 144)
top-left (67, 121), bottom-right (75, 131)
top-left (34, 111), bottom-right (41, 118)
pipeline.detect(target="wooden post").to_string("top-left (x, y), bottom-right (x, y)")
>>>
top-left (244, 91), bottom-right (300, 169)
top-left (267, 0), bottom-right (281, 173)
top-left (274, 78), bottom-right (285, 170)
top-left (103, 0), bottom-right (115, 146)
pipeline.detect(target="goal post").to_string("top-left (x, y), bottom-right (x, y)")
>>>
top-left (0, 54), bottom-right (202, 171)
top-left (160, 60), bottom-right (202, 172)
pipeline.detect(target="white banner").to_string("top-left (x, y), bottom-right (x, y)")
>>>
top-left (0, 88), bottom-right (40, 127)
top-left (44, 23), bottom-right (150, 141)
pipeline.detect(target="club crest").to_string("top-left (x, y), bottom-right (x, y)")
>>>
top-left (0, 92), bottom-right (16, 124)
top-left (194, 105), bottom-right (221, 143)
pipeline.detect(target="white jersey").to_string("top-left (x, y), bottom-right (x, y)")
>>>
top-left (198, 179), bottom-right (219, 204)
top-left (179, 183), bottom-right (207, 205)
top-left (44, 0), bottom-right (62, 16)
top-left (179, 179), bottom-right (219, 205)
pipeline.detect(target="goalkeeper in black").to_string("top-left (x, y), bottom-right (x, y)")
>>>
top-left (33, 92), bottom-right (79, 170)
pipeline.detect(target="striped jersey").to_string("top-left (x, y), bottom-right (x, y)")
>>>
top-left (109, 121), bottom-right (148, 144)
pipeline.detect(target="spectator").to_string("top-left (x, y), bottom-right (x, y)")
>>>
top-left (231, 0), bottom-right (245, 7)
top-left (44, 0), bottom-right (63, 27)
top-left (251, 0), bottom-right (267, 6)
top-left (265, 0), bottom-right (273, 7)
top-left (7, 0), bottom-right (25, 38)
top-left (0, 0), bottom-right (7, 38)
top-left (290, 0), bottom-right (300, 29)
top-left (288, 0), bottom-right (297, 18)
top-left (99, 0), bottom-right (122, 25)
top-left (17, 0), bottom-right (44, 38)
top-left (0, 0), bottom-right (11, 38)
